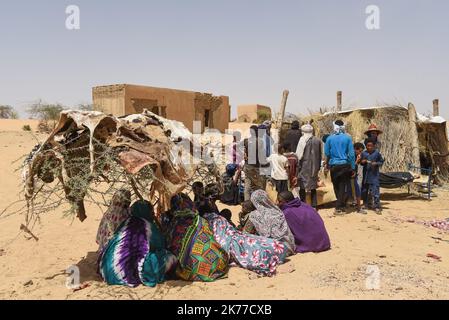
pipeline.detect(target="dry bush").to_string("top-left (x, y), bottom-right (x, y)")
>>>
top-left (37, 120), bottom-right (52, 133)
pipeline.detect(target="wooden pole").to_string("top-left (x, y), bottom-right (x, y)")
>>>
top-left (337, 91), bottom-right (342, 111)
top-left (408, 103), bottom-right (421, 169)
top-left (433, 99), bottom-right (439, 117)
top-left (274, 90), bottom-right (289, 129)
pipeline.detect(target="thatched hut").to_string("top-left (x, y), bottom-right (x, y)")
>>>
top-left (304, 105), bottom-right (449, 183)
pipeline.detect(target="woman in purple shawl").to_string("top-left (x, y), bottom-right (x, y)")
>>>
top-left (277, 191), bottom-right (331, 253)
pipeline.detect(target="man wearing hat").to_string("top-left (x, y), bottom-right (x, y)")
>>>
top-left (364, 124), bottom-right (383, 148)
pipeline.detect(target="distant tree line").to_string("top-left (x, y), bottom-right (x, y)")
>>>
top-left (0, 100), bottom-right (97, 133)
top-left (0, 105), bottom-right (19, 119)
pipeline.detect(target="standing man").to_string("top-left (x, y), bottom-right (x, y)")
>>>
top-left (324, 120), bottom-right (356, 215)
top-left (364, 123), bottom-right (383, 148)
top-left (285, 120), bottom-right (302, 152)
top-left (296, 123), bottom-right (322, 209)
top-left (242, 125), bottom-right (268, 201)
top-left (258, 121), bottom-right (274, 177)
top-left (261, 120), bottom-right (274, 157)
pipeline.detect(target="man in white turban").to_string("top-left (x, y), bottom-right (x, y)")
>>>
top-left (324, 119), bottom-right (356, 215)
top-left (295, 124), bottom-right (322, 209)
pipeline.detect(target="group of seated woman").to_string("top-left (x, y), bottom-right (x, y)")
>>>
top-left (238, 190), bottom-right (331, 254)
top-left (95, 185), bottom-right (331, 288)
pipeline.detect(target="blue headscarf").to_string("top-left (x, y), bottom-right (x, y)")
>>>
top-left (131, 200), bottom-right (154, 222)
top-left (226, 163), bottom-right (238, 176)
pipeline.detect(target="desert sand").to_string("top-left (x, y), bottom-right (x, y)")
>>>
top-left (0, 119), bottom-right (448, 300)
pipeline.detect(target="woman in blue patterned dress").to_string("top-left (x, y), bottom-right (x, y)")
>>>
top-left (98, 200), bottom-right (177, 287)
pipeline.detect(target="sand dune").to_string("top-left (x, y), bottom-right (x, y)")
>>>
top-left (0, 125), bottom-right (448, 300)
top-left (0, 119), bottom-right (40, 132)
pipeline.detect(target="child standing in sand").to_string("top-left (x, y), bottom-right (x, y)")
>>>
top-left (361, 138), bottom-right (384, 214)
top-left (352, 142), bottom-right (367, 214)
top-left (283, 142), bottom-right (299, 197)
top-left (266, 144), bottom-right (289, 193)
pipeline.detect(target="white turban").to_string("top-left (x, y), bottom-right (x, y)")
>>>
top-left (296, 124), bottom-right (314, 161)
top-left (333, 121), bottom-right (346, 134)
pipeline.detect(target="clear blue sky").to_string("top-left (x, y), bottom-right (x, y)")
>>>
top-left (0, 0), bottom-right (448, 119)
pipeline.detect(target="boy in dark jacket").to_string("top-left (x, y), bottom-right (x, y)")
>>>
top-left (361, 138), bottom-right (384, 214)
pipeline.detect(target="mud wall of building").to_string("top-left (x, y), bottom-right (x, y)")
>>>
top-left (237, 105), bottom-right (271, 123)
top-left (123, 85), bottom-right (196, 131)
top-left (213, 96), bottom-right (230, 133)
top-left (193, 93), bottom-right (230, 133)
top-left (94, 84), bottom-right (229, 133)
top-left (92, 85), bottom-right (126, 116)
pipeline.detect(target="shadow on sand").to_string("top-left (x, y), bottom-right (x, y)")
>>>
top-left (380, 192), bottom-right (430, 202)
top-left (76, 251), bottom-right (102, 283)
top-left (316, 191), bottom-right (431, 213)
top-left (75, 251), bottom-right (195, 289)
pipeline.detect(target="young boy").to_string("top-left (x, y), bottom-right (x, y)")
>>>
top-left (282, 142), bottom-right (299, 197)
top-left (192, 181), bottom-right (204, 208)
top-left (266, 144), bottom-right (289, 193)
top-left (361, 138), bottom-right (384, 214)
top-left (219, 209), bottom-right (237, 228)
top-left (352, 142), bottom-right (367, 214)
top-left (237, 200), bottom-right (257, 234)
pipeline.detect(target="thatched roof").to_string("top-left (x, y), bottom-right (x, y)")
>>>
top-left (324, 105), bottom-right (446, 124)
top-left (306, 105), bottom-right (449, 182)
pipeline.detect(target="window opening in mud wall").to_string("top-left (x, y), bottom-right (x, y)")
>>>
top-left (204, 109), bottom-right (211, 129)
top-left (150, 106), bottom-right (167, 117)
top-left (131, 99), bottom-right (158, 114)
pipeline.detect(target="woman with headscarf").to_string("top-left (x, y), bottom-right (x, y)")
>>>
top-left (249, 190), bottom-right (296, 255)
top-left (203, 211), bottom-right (289, 276)
top-left (220, 164), bottom-right (240, 205)
top-left (96, 189), bottom-right (132, 252)
top-left (98, 200), bottom-right (178, 287)
top-left (277, 191), bottom-right (331, 253)
top-left (166, 194), bottom-right (229, 282)
top-left (295, 123), bottom-right (323, 209)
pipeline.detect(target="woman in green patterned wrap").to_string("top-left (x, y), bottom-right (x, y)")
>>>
top-left (166, 194), bottom-right (229, 281)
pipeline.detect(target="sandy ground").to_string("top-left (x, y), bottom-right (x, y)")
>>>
top-left (0, 122), bottom-right (449, 300)
top-left (0, 119), bottom-right (40, 132)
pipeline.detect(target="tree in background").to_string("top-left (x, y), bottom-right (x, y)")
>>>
top-left (77, 103), bottom-right (93, 111)
top-left (77, 103), bottom-right (106, 113)
top-left (27, 100), bottom-right (66, 133)
top-left (253, 109), bottom-right (272, 124)
top-left (0, 105), bottom-right (19, 119)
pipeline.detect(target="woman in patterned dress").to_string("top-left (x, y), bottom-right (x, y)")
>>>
top-left (204, 212), bottom-right (289, 276)
top-left (98, 200), bottom-right (177, 287)
top-left (249, 190), bottom-right (296, 255)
